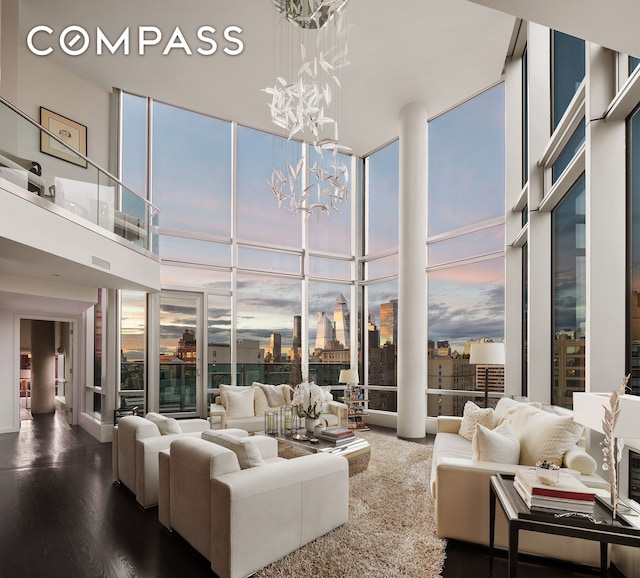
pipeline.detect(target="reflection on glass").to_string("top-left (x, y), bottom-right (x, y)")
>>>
top-left (367, 280), bottom-right (398, 410)
top-left (630, 108), bottom-right (640, 395)
top-left (428, 226), bottom-right (505, 267)
top-left (429, 84), bottom-right (505, 235)
top-left (159, 293), bottom-right (198, 413)
top-left (309, 281), bottom-right (351, 385)
top-left (208, 294), bottom-right (232, 389)
top-left (237, 125), bottom-right (302, 247)
top-left (552, 174), bottom-right (586, 408)
top-left (120, 291), bottom-right (146, 411)
top-left (552, 31), bottom-right (585, 130)
top-left (308, 147), bottom-right (352, 254)
top-left (152, 102), bottom-right (231, 237)
top-left (236, 273), bottom-right (301, 386)
top-left (552, 118), bottom-right (585, 183)
top-left (367, 140), bottom-right (398, 255)
top-left (160, 235), bottom-right (230, 267)
top-left (94, 289), bottom-right (103, 389)
top-left (522, 242), bottom-right (528, 397)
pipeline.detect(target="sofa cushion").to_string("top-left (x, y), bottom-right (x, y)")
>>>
top-left (493, 397), bottom-right (542, 427)
top-left (252, 383), bottom-right (290, 416)
top-left (202, 430), bottom-right (265, 469)
top-left (563, 445), bottom-right (597, 475)
top-left (224, 388), bottom-right (256, 419)
top-left (505, 405), bottom-right (584, 466)
top-left (145, 412), bottom-right (182, 435)
top-left (458, 401), bottom-right (494, 442)
top-left (472, 421), bottom-right (520, 464)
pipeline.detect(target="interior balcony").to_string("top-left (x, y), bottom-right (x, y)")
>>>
top-left (0, 96), bottom-right (160, 299)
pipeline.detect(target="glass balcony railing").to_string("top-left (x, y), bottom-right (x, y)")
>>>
top-left (0, 95), bottom-right (158, 253)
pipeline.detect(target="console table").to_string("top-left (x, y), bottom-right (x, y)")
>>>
top-left (489, 474), bottom-right (640, 578)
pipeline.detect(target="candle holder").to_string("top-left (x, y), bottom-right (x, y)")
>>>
top-left (280, 406), bottom-right (296, 436)
top-left (264, 410), bottom-right (279, 435)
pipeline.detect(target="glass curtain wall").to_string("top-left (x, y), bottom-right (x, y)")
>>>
top-left (552, 175), bottom-right (586, 408)
top-left (552, 31), bottom-right (585, 130)
top-left (119, 290), bottom-right (146, 412)
top-left (628, 107), bottom-right (640, 395)
top-left (364, 140), bottom-right (399, 411)
top-left (427, 83), bottom-right (506, 417)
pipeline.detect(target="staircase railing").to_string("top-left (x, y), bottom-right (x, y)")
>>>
top-left (0, 94), bottom-right (159, 254)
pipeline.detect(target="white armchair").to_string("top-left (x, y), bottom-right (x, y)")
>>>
top-left (159, 436), bottom-right (349, 578)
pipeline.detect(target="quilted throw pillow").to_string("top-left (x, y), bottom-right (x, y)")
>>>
top-left (458, 401), bottom-right (494, 441)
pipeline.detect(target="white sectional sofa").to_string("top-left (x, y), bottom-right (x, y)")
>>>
top-left (112, 413), bottom-right (210, 508)
top-left (158, 434), bottom-right (349, 578)
top-left (209, 382), bottom-right (348, 432)
top-left (430, 397), bottom-right (610, 567)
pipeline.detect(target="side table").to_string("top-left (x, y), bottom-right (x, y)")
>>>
top-left (489, 473), bottom-right (640, 578)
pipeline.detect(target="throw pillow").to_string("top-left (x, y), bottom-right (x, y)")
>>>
top-left (493, 397), bottom-right (542, 427)
top-left (515, 410), bottom-right (584, 467)
top-left (472, 421), bottom-right (520, 464)
top-left (252, 384), bottom-right (270, 416)
top-left (458, 401), bottom-right (494, 441)
top-left (164, 417), bottom-right (182, 435)
top-left (219, 384), bottom-right (249, 409)
top-left (145, 412), bottom-right (171, 435)
top-left (223, 388), bottom-right (255, 419)
top-left (563, 445), bottom-right (597, 475)
top-left (205, 431), bottom-right (265, 469)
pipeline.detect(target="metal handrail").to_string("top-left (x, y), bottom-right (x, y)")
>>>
top-left (0, 94), bottom-right (159, 217)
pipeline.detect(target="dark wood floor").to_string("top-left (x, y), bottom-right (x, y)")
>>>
top-left (0, 412), bottom-right (624, 577)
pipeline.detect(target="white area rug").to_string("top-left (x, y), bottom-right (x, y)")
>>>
top-left (256, 431), bottom-right (446, 577)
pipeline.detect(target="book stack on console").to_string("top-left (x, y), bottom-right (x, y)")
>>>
top-left (513, 468), bottom-right (596, 513)
top-left (317, 426), bottom-right (355, 445)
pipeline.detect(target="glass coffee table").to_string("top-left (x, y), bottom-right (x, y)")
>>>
top-left (269, 430), bottom-right (371, 476)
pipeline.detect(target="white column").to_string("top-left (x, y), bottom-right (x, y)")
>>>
top-left (397, 102), bottom-right (427, 439)
top-left (585, 43), bottom-right (626, 392)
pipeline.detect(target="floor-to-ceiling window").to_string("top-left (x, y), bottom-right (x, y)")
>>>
top-left (119, 290), bottom-right (146, 412)
top-left (552, 175), bottom-right (586, 408)
top-left (628, 106), bottom-right (640, 395)
top-left (551, 31), bottom-right (585, 130)
top-left (363, 140), bottom-right (399, 411)
top-left (426, 83), bottom-right (506, 416)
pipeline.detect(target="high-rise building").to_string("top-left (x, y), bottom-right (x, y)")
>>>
top-left (292, 315), bottom-right (302, 351)
top-left (315, 312), bottom-right (335, 350)
top-left (266, 333), bottom-right (282, 361)
top-left (333, 293), bottom-right (350, 347)
top-left (379, 299), bottom-right (398, 346)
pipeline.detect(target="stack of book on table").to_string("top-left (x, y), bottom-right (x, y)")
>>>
top-left (317, 427), bottom-right (355, 445)
top-left (513, 468), bottom-right (596, 513)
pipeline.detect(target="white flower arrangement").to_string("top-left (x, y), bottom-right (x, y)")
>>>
top-left (291, 381), bottom-right (324, 419)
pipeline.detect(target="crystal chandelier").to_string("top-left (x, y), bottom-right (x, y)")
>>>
top-left (264, 0), bottom-right (351, 216)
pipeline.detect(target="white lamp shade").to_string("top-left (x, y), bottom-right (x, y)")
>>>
top-left (469, 342), bottom-right (505, 366)
top-left (573, 392), bottom-right (640, 439)
top-left (339, 369), bottom-right (359, 384)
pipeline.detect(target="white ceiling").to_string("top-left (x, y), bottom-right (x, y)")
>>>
top-left (20, 0), bottom-right (516, 157)
top-left (470, 0), bottom-right (640, 58)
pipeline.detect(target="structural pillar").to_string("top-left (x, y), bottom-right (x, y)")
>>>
top-left (397, 102), bottom-right (428, 439)
top-left (31, 320), bottom-right (56, 414)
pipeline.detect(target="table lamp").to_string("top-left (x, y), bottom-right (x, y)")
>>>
top-left (339, 369), bottom-right (359, 398)
top-left (469, 342), bottom-right (505, 408)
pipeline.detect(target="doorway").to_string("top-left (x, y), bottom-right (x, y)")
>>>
top-left (19, 319), bottom-right (73, 424)
top-left (157, 291), bottom-right (203, 416)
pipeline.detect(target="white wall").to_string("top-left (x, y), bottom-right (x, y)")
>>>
top-left (17, 47), bottom-right (111, 174)
top-left (0, 309), bottom-right (18, 433)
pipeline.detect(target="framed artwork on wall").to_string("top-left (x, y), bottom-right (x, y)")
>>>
top-left (40, 107), bottom-right (88, 168)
